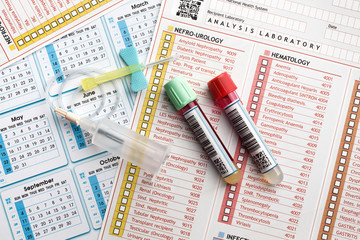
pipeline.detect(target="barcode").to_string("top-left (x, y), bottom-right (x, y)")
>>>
top-left (253, 150), bottom-right (272, 169)
top-left (186, 114), bottom-right (228, 175)
top-left (227, 105), bottom-right (275, 171)
top-left (176, 0), bottom-right (203, 20)
top-left (227, 108), bottom-right (260, 153)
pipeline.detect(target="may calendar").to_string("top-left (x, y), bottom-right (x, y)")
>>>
top-left (0, 0), bottom-right (162, 239)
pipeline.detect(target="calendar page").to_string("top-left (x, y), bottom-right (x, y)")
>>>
top-left (0, 0), bottom-right (162, 239)
top-left (100, 0), bottom-right (360, 240)
top-left (0, 0), bottom-right (132, 70)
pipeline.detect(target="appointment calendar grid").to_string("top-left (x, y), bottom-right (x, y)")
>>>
top-left (0, 0), bottom-right (161, 239)
top-left (0, 0), bottom-right (129, 69)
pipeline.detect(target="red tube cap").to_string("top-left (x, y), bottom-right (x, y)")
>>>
top-left (208, 72), bottom-right (237, 101)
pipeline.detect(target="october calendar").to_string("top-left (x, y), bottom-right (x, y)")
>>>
top-left (0, 0), bottom-right (162, 239)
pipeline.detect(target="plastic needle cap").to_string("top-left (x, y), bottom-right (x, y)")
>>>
top-left (120, 46), bottom-right (148, 92)
top-left (81, 64), bottom-right (143, 91)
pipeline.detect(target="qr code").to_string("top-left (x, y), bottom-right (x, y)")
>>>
top-left (253, 151), bottom-right (272, 170)
top-left (176, 0), bottom-right (203, 20)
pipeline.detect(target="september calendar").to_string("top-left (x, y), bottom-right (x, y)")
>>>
top-left (1, 170), bottom-right (89, 239)
top-left (0, 0), bottom-right (161, 239)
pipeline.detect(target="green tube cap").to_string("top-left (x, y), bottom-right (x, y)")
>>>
top-left (164, 76), bottom-right (197, 111)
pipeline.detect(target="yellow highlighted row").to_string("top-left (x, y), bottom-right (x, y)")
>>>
top-left (108, 28), bottom-right (176, 238)
top-left (14, 0), bottom-right (111, 50)
top-left (109, 163), bottom-right (139, 237)
top-left (136, 31), bottom-right (176, 137)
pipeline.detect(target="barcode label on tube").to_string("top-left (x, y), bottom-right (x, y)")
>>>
top-left (184, 106), bottom-right (237, 177)
top-left (227, 108), bottom-right (260, 153)
top-left (224, 100), bottom-right (276, 173)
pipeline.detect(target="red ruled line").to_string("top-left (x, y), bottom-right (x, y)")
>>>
top-left (126, 222), bottom-right (188, 239)
top-left (136, 175), bottom-right (203, 193)
top-left (234, 202), bottom-right (301, 218)
top-left (233, 208), bottom-right (298, 226)
top-left (231, 215), bottom-right (295, 234)
top-left (127, 211), bottom-right (193, 232)
top-left (132, 199), bottom-right (195, 216)
top-left (224, 221), bottom-right (288, 239)
top-left (242, 179), bottom-right (306, 195)
top-left (135, 183), bottom-right (200, 203)
top-left (156, 172), bottom-right (205, 185)
top-left (124, 229), bottom-right (164, 240)
top-left (268, 57), bottom-right (342, 77)
top-left (130, 204), bottom-right (194, 224)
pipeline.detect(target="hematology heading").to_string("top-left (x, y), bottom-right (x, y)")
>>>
top-left (271, 52), bottom-right (311, 66)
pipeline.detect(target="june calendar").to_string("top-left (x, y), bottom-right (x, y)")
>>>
top-left (0, 0), bottom-right (161, 239)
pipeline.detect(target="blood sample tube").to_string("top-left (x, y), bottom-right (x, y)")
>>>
top-left (164, 76), bottom-right (242, 184)
top-left (208, 72), bottom-right (283, 184)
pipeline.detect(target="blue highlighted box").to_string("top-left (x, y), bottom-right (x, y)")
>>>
top-left (70, 123), bottom-right (87, 150)
top-left (89, 175), bottom-right (107, 219)
top-left (15, 201), bottom-right (34, 240)
top-left (0, 134), bottom-right (13, 175)
top-left (117, 20), bottom-right (133, 47)
top-left (45, 44), bottom-right (64, 83)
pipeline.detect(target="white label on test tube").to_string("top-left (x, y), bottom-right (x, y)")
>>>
top-left (184, 106), bottom-right (237, 178)
top-left (224, 100), bottom-right (278, 173)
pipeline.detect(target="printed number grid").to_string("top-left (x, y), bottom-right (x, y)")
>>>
top-left (60, 89), bottom-right (129, 155)
top-left (0, 58), bottom-right (42, 113)
top-left (1, 170), bottom-right (90, 240)
top-left (106, 3), bottom-right (160, 103)
top-left (0, 116), bottom-right (60, 181)
top-left (77, 161), bottom-right (118, 229)
top-left (38, 25), bottom-right (111, 85)
top-left (4, 183), bottom-right (83, 239)
top-left (318, 81), bottom-right (360, 240)
top-left (108, 6), bottom-right (158, 53)
top-left (19, 184), bottom-right (79, 239)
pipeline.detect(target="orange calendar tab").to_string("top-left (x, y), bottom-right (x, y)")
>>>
top-left (0, 0), bottom-right (129, 70)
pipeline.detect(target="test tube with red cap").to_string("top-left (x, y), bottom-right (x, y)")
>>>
top-left (208, 72), bottom-right (283, 184)
top-left (164, 76), bottom-right (242, 184)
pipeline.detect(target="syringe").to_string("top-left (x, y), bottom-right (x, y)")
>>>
top-left (54, 108), bottom-right (169, 175)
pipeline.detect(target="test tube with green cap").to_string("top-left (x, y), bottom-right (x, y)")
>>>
top-left (164, 76), bottom-right (242, 184)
